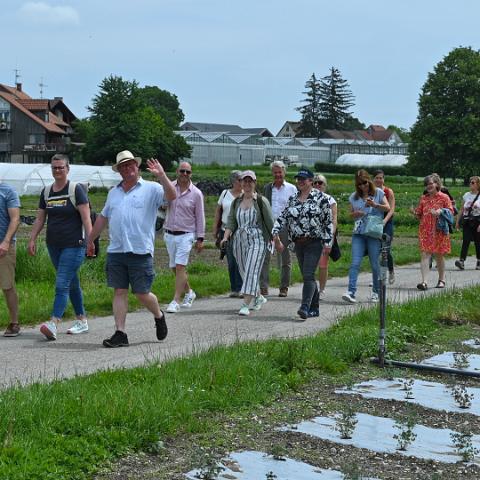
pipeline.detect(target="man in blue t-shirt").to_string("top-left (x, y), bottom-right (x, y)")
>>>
top-left (0, 182), bottom-right (21, 337)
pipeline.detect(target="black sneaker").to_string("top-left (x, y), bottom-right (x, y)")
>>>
top-left (103, 330), bottom-right (129, 348)
top-left (155, 311), bottom-right (168, 341)
top-left (297, 304), bottom-right (309, 320)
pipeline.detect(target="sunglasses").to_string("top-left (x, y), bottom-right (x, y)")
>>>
top-left (51, 166), bottom-right (66, 171)
top-left (179, 169), bottom-right (192, 174)
top-left (314, 181), bottom-right (324, 186)
top-left (357, 181), bottom-right (368, 186)
top-left (470, 180), bottom-right (478, 184)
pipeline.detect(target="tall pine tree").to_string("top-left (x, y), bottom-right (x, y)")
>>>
top-left (319, 67), bottom-right (355, 130)
top-left (296, 73), bottom-right (322, 137)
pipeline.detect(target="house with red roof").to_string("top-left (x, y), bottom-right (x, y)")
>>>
top-left (0, 83), bottom-right (76, 163)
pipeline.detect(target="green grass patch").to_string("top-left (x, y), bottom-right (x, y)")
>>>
top-left (1, 285), bottom-right (480, 478)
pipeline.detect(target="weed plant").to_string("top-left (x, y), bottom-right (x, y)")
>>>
top-left (451, 431), bottom-right (479, 462)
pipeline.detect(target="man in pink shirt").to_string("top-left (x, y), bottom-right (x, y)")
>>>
top-left (164, 162), bottom-right (205, 313)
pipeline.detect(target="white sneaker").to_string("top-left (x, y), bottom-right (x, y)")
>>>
top-left (319, 290), bottom-right (326, 300)
top-left (342, 292), bottom-right (356, 304)
top-left (181, 290), bottom-right (196, 308)
top-left (252, 294), bottom-right (267, 311)
top-left (166, 300), bottom-right (180, 313)
top-left (40, 321), bottom-right (57, 340)
top-left (238, 304), bottom-right (250, 316)
top-left (370, 292), bottom-right (379, 303)
top-left (67, 320), bottom-right (89, 334)
top-left (388, 271), bottom-right (395, 285)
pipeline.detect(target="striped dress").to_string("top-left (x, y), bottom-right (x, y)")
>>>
top-left (233, 206), bottom-right (267, 296)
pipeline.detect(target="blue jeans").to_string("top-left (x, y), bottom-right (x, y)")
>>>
top-left (226, 241), bottom-right (243, 293)
top-left (294, 238), bottom-right (323, 310)
top-left (348, 234), bottom-right (381, 296)
top-left (47, 245), bottom-right (86, 319)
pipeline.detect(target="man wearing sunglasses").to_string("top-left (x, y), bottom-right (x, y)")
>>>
top-left (164, 162), bottom-right (205, 313)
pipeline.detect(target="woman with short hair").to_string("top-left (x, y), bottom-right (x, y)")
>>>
top-left (28, 154), bottom-right (94, 340)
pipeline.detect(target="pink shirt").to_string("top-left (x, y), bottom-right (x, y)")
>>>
top-left (164, 180), bottom-right (205, 238)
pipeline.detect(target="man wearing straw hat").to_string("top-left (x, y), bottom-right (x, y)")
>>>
top-left (88, 150), bottom-right (176, 348)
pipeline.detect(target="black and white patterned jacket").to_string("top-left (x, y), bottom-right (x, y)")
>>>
top-left (272, 188), bottom-right (333, 244)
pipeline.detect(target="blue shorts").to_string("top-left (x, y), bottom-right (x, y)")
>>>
top-left (106, 253), bottom-right (155, 293)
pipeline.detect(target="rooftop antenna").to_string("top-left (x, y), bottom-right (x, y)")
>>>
top-left (39, 77), bottom-right (48, 98)
top-left (14, 68), bottom-right (21, 85)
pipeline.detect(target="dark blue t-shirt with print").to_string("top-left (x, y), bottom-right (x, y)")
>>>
top-left (39, 182), bottom-right (88, 248)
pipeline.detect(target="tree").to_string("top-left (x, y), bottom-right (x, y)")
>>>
top-left (409, 47), bottom-right (480, 180)
top-left (80, 75), bottom-right (190, 169)
top-left (318, 67), bottom-right (355, 130)
top-left (296, 73), bottom-right (323, 137)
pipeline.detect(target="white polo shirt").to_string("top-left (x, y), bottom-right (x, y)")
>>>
top-left (271, 181), bottom-right (297, 219)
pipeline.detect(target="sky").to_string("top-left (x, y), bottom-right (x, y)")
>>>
top-left (2, 0), bottom-right (480, 135)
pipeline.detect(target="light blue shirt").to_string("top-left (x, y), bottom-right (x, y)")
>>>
top-left (0, 183), bottom-right (21, 243)
top-left (102, 178), bottom-right (165, 255)
top-left (349, 187), bottom-right (385, 235)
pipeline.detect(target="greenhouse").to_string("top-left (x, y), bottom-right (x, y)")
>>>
top-left (0, 163), bottom-right (121, 196)
top-left (177, 131), bottom-right (408, 167)
top-left (335, 154), bottom-right (408, 168)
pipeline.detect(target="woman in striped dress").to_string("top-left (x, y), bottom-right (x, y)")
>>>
top-left (221, 170), bottom-right (274, 316)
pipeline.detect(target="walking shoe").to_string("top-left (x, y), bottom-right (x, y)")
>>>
top-left (297, 305), bottom-right (309, 320)
top-left (278, 287), bottom-right (288, 298)
top-left (455, 259), bottom-right (465, 270)
top-left (40, 321), bottom-right (57, 340)
top-left (155, 311), bottom-right (168, 341)
top-left (388, 271), bottom-right (395, 285)
top-left (260, 287), bottom-right (269, 296)
top-left (477, 260), bottom-right (480, 270)
top-left (370, 292), bottom-right (379, 303)
top-left (229, 291), bottom-right (243, 298)
top-left (3, 323), bottom-right (20, 337)
top-left (181, 290), bottom-right (196, 308)
top-left (319, 290), bottom-right (326, 300)
top-left (342, 292), bottom-right (356, 304)
top-left (238, 304), bottom-right (250, 316)
top-left (103, 330), bottom-right (129, 348)
top-left (308, 308), bottom-right (319, 318)
top-left (252, 294), bottom-right (267, 311)
top-left (66, 320), bottom-right (89, 334)
top-left (166, 300), bottom-right (180, 313)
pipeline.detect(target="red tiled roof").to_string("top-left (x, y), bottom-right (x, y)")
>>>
top-left (49, 111), bottom-right (69, 128)
top-left (0, 83), bottom-right (32, 101)
top-left (0, 91), bottom-right (65, 134)
top-left (18, 99), bottom-right (49, 110)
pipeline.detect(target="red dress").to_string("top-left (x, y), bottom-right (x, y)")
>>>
top-left (415, 192), bottom-right (453, 254)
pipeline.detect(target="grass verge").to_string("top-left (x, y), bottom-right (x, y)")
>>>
top-left (1, 285), bottom-right (479, 479)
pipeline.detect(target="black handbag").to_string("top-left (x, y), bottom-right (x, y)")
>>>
top-left (329, 234), bottom-right (341, 262)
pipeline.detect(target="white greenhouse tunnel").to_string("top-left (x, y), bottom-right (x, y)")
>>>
top-left (336, 154), bottom-right (408, 167)
top-left (0, 163), bottom-right (122, 196)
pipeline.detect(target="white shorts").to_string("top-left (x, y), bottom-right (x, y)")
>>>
top-left (164, 232), bottom-right (195, 268)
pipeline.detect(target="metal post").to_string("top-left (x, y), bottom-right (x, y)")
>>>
top-left (377, 233), bottom-right (390, 367)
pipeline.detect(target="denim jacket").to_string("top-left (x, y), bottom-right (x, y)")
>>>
top-left (437, 208), bottom-right (454, 234)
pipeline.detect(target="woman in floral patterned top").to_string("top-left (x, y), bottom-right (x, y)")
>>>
top-left (273, 168), bottom-right (333, 320)
top-left (412, 174), bottom-right (454, 290)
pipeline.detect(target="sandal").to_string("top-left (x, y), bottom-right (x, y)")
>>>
top-left (435, 280), bottom-right (446, 289)
top-left (416, 282), bottom-right (428, 291)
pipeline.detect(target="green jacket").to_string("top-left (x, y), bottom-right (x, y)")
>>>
top-left (226, 193), bottom-right (274, 243)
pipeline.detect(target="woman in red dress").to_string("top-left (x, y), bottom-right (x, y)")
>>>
top-left (412, 174), bottom-right (453, 290)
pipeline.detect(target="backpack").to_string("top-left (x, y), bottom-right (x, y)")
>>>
top-left (44, 182), bottom-right (99, 257)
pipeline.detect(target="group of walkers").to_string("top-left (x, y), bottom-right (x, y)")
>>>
top-left (1, 154), bottom-right (479, 344)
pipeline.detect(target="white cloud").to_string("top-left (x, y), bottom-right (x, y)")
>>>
top-left (18, 2), bottom-right (80, 26)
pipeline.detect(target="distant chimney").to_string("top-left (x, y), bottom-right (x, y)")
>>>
top-left (16, 83), bottom-right (22, 92)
